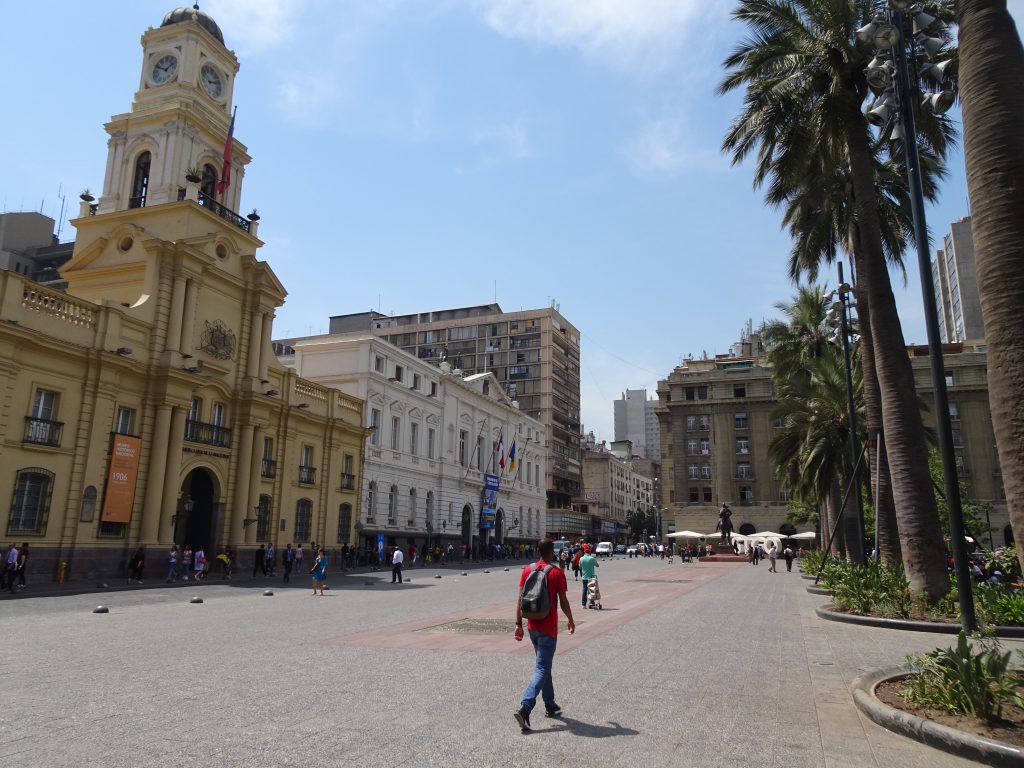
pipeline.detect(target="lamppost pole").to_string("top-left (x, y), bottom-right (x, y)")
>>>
top-left (837, 262), bottom-right (867, 564)
top-left (890, 8), bottom-right (975, 632)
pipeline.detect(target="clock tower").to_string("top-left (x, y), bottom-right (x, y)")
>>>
top-left (97, 4), bottom-right (248, 214)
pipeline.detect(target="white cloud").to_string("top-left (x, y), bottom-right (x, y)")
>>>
top-left (274, 73), bottom-right (340, 126)
top-left (466, 0), bottom-right (727, 71)
top-left (625, 117), bottom-right (722, 178)
top-left (472, 120), bottom-right (531, 160)
top-left (205, 0), bottom-right (302, 52)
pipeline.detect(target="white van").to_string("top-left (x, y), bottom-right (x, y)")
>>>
top-left (595, 541), bottom-right (613, 558)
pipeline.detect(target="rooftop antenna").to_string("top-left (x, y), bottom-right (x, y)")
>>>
top-left (55, 185), bottom-right (67, 240)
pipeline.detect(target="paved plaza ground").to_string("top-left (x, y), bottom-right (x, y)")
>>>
top-left (1, 555), bottom-right (1004, 767)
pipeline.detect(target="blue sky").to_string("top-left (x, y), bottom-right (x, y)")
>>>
top-left (2, 1), bottom-right (1021, 443)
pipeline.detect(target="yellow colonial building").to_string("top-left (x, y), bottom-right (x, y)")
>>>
top-left (0, 7), bottom-right (365, 581)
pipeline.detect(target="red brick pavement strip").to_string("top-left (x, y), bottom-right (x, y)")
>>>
top-left (317, 563), bottom-right (739, 654)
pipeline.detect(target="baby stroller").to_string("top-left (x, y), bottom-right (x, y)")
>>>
top-left (587, 577), bottom-right (603, 610)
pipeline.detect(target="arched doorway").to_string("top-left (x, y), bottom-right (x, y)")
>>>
top-left (461, 504), bottom-right (473, 548)
top-left (179, 468), bottom-right (216, 552)
top-left (738, 522), bottom-right (756, 536)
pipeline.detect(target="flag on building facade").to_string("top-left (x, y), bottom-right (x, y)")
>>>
top-left (496, 431), bottom-right (505, 471)
top-left (507, 438), bottom-right (517, 475)
top-left (216, 107), bottom-right (236, 195)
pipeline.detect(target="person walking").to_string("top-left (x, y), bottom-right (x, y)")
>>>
top-left (5, 543), bottom-right (19, 592)
top-left (14, 543), bottom-right (28, 590)
top-left (391, 546), bottom-right (405, 584)
top-left (294, 544), bottom-right (304, 575)
top-left (265, 542), bottom-right (277, 576)
top-left (181, 545), bottom-right (193, 581)
top-left (166, 545), bottom-right (179, 583)
top-left (310, 548), bottom-right (327, 595)
top-left (783, 545), bottom-right (795, 572)
top-left (282, 543), bottom-right (294, 583)
top-left (193, 547), bottom-right (206, 581)
top-left (252, 544), bottom-right (266, 578)
top-left (767, 542), bottom-right (778, 572)
top-left (128, 545), bottom-right (146, 584)
top-left (579, 544), bottom-right (598, 609)
top-left (513, 539), bottom-right (575, 733)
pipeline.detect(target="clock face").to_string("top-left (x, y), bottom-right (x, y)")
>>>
top-left (151, 54), bottom-right (178, 85)
top-left (200, 64), bottom-right (223, 99)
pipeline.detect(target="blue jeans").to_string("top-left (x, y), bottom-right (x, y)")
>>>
top-left (581, 578), bottom-right (591, 606)
top-left (520, 629), bottom-right (557, 714)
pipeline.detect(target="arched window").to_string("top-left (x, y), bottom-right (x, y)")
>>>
top-left (130, 152), bottom-right (151, 208)
top-left (337, 503), bottom-right (352, 544)
top-left (9, 468), bottom-right (55, 534)
top-left (408, 488), bottom-right (417, 525)
top-left (201, 164), bottom-right (218, 200)
top-left (366, 482), bottom-right (377, 521)
top-left (80, 485), bottom-right (97, 522)
top-left (295, 499), bottom-right (312, 542)
top-left (256, 494), bottom-right (271, 542)
top-left (388, 485), bottom-right (397, 523)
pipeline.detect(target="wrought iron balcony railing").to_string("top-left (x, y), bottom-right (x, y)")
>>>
top-left (24, 417), bottom-right (63, 447)
top-left (184, 420), bottom-right (232, 448)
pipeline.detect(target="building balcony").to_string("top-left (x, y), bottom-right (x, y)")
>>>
top-left (24, 417), bottom-right (63, 447)
top-left (184, 420), bottom-right (231, 448)
top-left (177, 188), bottom-right (252, 233)
top-left (340, 473), bottom-right (356, 490)
top-left (261, 459), bottom-right (277, 479)
top-left (298, 465), bottom-right (317, 485)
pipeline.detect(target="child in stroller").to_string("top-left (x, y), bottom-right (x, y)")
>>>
top-left (587, 576), bottom-right (602, 610)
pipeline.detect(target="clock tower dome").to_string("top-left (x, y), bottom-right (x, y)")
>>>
top-left (96, 4), bottom-right (248, 214)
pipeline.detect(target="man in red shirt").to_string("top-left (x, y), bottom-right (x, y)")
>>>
top-left (513, 539), bottom-right (576, 732)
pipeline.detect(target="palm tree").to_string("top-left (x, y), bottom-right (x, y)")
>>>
top-left (761, 284), bottom-right (832, 375)
top-left (770, 349), bottom-right (862, 557)
top-left (956, 1), bottom-right (1024, 575)
top-left (720, 0), bottom-right (951, 600)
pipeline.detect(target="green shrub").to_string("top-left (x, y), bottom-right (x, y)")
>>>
top-left (975, 585), bottom-right (1024, 626)
top-left (901, 631), bottom-right (1024, 722)
top-left (984, 546), bottom-right (1021, 582)
top-left (799, 549), bottom-right (825, 575)
top-left (830, 561), bottom-right (910, 617)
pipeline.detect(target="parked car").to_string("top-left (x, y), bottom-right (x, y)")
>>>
top-left (595, 541), bottom-right (613, 557)
top-left (626, 545), bottom-right (639, 558)
top-left (614, 544), bottom-right (626, 554)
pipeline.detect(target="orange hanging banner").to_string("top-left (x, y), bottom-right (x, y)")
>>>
top-left (101, 434), bottom-right (142, 523)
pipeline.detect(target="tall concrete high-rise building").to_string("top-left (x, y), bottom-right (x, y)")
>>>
top-left (322, 303), bottom-right (582, 509)
top-left (932, 217), bottom-right (985, 343)
top-left (613, 388), bottom-right (661, 460)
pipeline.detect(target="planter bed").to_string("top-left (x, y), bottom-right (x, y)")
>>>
top-left (815, 604), bottom-right (1024, 637)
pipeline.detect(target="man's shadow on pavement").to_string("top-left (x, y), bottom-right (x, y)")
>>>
top-left (533, 716), bottom-right (639, 738)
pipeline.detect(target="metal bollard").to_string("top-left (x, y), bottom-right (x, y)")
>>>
top-left (59, 561), bottom-right (67, 584)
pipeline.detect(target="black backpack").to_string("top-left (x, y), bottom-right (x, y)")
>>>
top-left (520, 563), bottom-right (555, 620)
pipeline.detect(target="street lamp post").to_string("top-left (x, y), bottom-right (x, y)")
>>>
top-left (868, 4), bottom-right (975, 632)
top-left (833, 262), bottom-right (867, 564)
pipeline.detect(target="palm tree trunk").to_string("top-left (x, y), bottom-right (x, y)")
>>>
top-left (844, 112), bottom-right (949, 602)
top-left (852, 266), bottom-right (901, 564)
top-left (957, 0), bottom-right (1024, 577)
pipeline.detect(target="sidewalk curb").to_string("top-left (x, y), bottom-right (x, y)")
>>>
top-left (852, 665), bottom-right (1024, 767)
top-left (815, 604), bottom-right (1024, 638)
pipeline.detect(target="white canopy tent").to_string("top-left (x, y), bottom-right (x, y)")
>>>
top-left (666, 531), bottom-right (706, 539)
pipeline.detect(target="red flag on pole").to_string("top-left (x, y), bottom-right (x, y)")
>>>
top-left (216, 107), bottom-right (236, 195)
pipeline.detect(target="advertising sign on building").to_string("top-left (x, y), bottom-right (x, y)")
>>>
top-left (480, 507), bottom-right (496, 529)
top-left (101, 434), bottom-right (142, 523)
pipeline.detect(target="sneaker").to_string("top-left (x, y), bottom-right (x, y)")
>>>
top-left (513, 708), bottom-right (532, 733)
top-left (545, 705), bottom-right (563, 718)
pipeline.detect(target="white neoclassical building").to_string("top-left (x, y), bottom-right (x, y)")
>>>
top-left (283, 334), bottom-right (547, 559)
